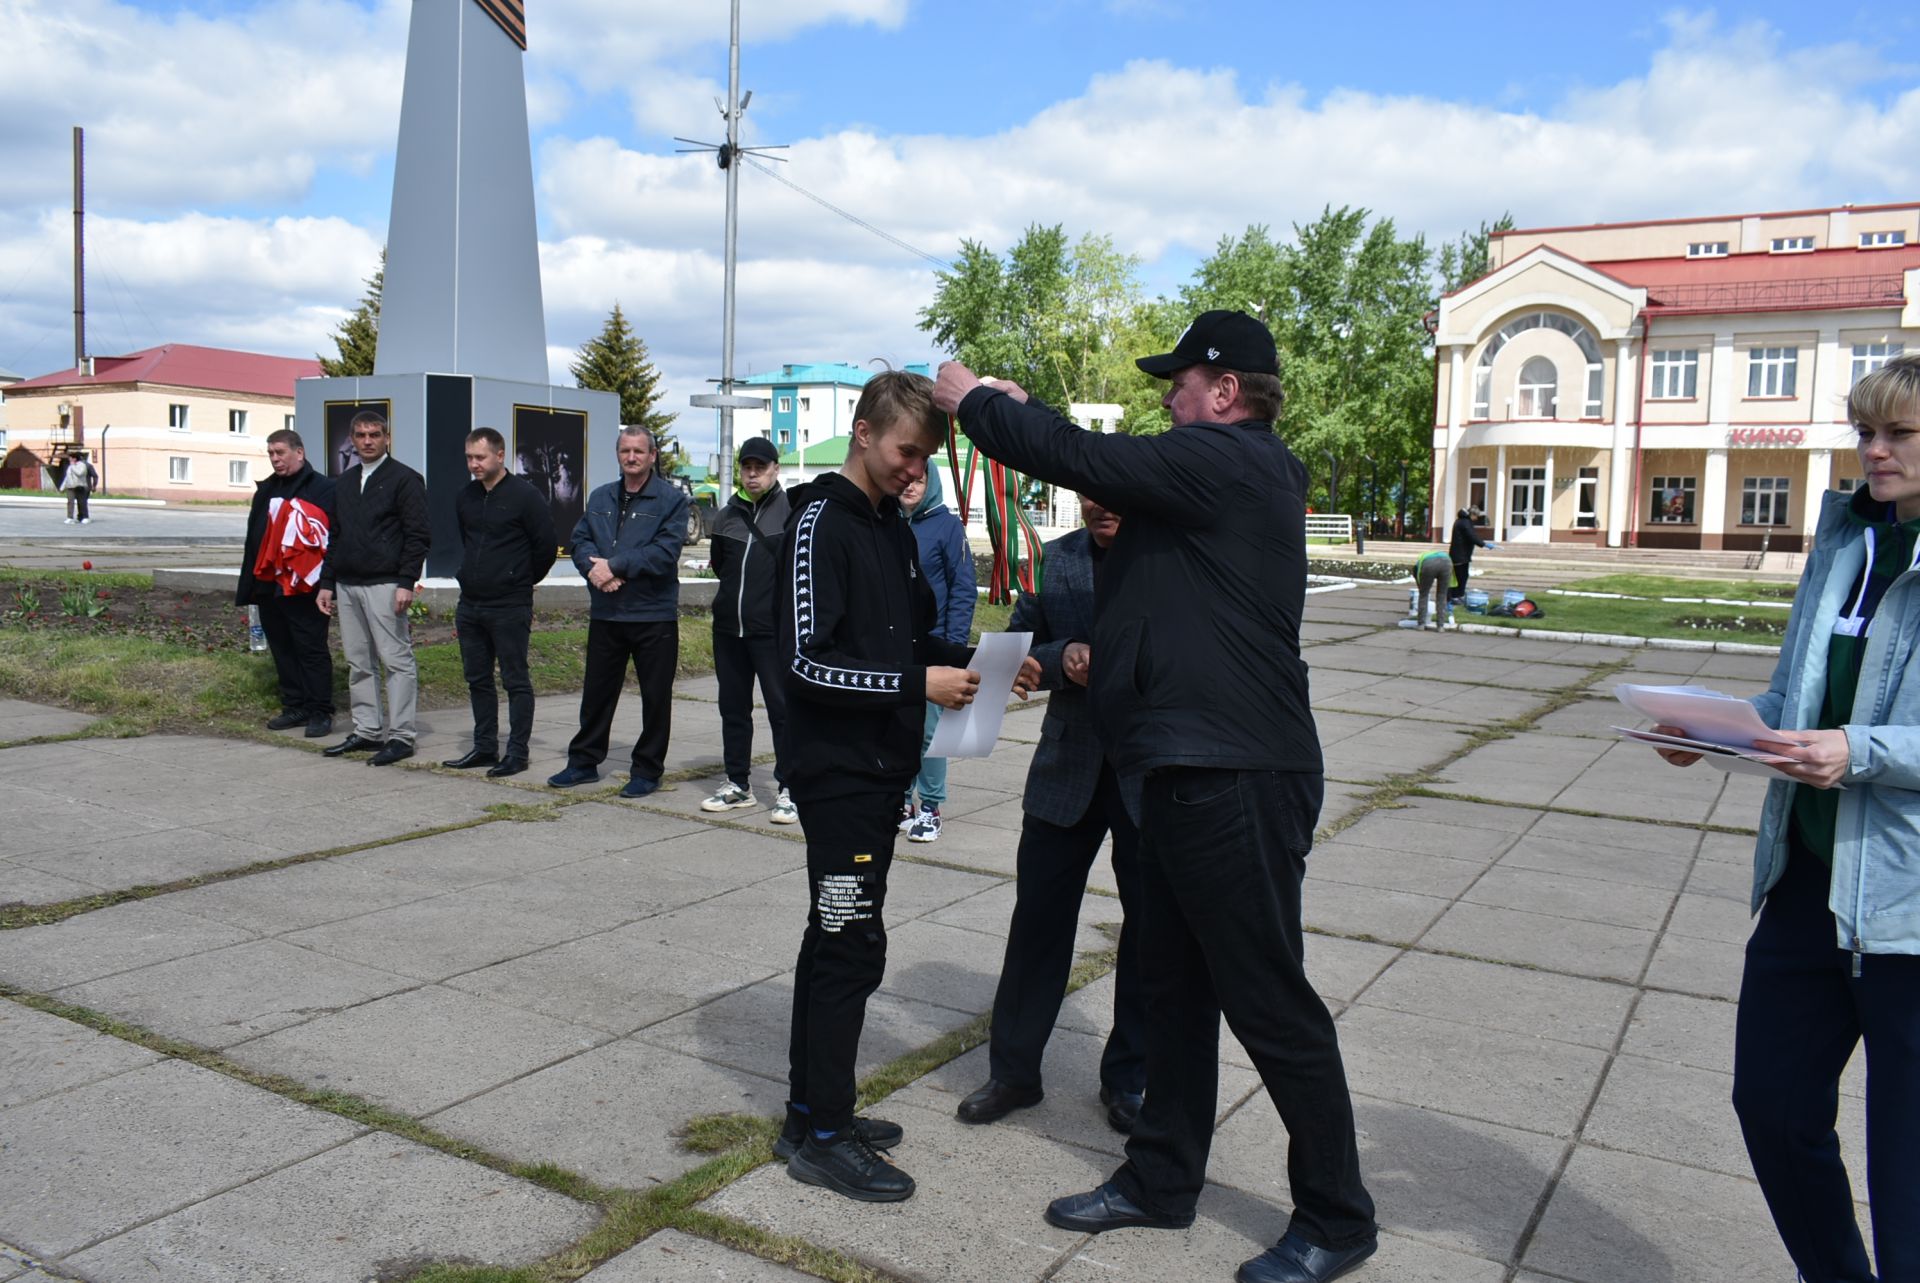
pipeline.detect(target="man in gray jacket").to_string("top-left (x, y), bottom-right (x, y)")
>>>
top-left (547, 426), bottom-right (688, 797)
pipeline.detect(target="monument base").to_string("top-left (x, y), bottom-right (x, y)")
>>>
top-left (293, 374), bottom-right (619, 576)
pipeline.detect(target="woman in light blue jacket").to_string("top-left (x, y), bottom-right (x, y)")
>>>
top-left (1657, 353), bottom-right (1920, 1283)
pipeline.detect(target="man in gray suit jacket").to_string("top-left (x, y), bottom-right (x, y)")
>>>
top-left (957, 495), bottom-right (1146, 1133)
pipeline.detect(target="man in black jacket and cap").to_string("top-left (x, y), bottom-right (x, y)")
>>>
top-left (934, 312), bottom-right (1378, 1283)
top-left (1448, 507), bottom-right (1496, 603)
top-left (239, 428), bottom-right (336, 738)
top-left (443, 427), bottom-right (557, 778)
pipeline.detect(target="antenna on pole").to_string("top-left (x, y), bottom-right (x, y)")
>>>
top-left (679, 0), bottom-right (782, 492)
top-left (73, 125), bottom-right (86, 372)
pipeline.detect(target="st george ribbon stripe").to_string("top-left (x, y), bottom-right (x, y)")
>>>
top-left (473, 0), bottom-right (527, 49)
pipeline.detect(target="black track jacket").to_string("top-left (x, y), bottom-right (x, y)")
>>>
top-left (454, 472), bottom-right (559, 607)
top-left (778, 472), bottom-right (975, 801)
top-left (956, 386), bottom-right (1322, 780)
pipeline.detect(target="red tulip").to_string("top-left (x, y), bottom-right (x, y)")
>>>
top-left (82, 560), bottom-right (93, 570)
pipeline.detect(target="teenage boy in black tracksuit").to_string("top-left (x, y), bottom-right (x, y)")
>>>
top-left (702, 435), bottom-right (796, 822)
top-left (444, 427), bottom-right (557, 778)
top-left (775, 370), bottom-right (981, 1203)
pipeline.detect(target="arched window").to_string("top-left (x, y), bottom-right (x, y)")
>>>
top-left (1515, 357), bottom-right (1558, 418)
top-left (1472, 312), bottom-right (1604, 418)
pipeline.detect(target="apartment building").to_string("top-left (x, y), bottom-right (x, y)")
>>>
top-left (1430, 202), bottom-right (1920, 551)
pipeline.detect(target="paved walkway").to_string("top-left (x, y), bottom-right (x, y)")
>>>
top-left (0, 584), bottom-right (1835, 1283)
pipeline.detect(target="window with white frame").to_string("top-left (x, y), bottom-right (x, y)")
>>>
top-left (799, 396), bottom-right (811, 412)
top-left (1742, 476), bottom-right (1791, 526)
top-left (1650, 476), bottom-right (1696, 524)
top-left (1576, 467), bottom-right (1599, 529)
top-left (1649, 349), bottom-right (1699, 399)
top-left (1686, 241), bottom-right (1729, 258)
top-left (777, 396), bottom-right (792, 413)
top-left (1467, 466), bottom-right (1488, 516)
top-left (1515, 357), bottom-right (1557, 418)
top-left (168, 456), bottom-right (192, 483)
top-left (1860, 230), bottom-right (1907, 248)
top-left (1852, 342), bottom-right (1905, 386)
top-left (1770, 236), bottom-right (1815, 253)
top-left (168, 403), bottom-right (190, 430)
top-left (228, 460), bottom-right (250, 486)
top-left (1835, 476), bottom-right (1860, 493)
top-left (228, 409), bottom-right (248, 434)
top-left (283, 414), bottom-right (295, 432)
top-left (1747, 346), bottom-right (1799, 397)
top-left (1509, 466), bottom-right (1546, 526)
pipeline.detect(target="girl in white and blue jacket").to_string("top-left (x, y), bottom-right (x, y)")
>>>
top-left (1657, 352), bottom-right (1920, 1283)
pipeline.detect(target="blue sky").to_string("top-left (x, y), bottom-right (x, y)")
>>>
top-left (5, 0), bottom-right (1919, 458)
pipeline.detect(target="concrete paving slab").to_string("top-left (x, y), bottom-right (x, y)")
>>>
top-left (1682, 854), bottom-right (1753, 902)
top-left (0, 1002), bottom-right (160, 1108)
top-left (1643, 930), bottom-right (1744, 1001)
top-left (589, 821), bottom-right (803, 885)
top-left (1309, 841), bottom-right (1488, 900)
top-left (1302, 933), bottom-right (1403, 1004)
top-left (8, 827), bottom-right (287, 893)
top-left (882, 918), bottom-right (1024, 1015)
top-left (1302, 879), bottom-right (1450, 945)
top-left (62, 1130), bottom-right (595, 1283)
top-left (0, 700), bottom-right (95, 741)
top-left (0, 1058), bottom-right (362, 1259)
top-left (1521, 1144), bottom-right (1786, 1283)
top-left (1330, 814), bottom-right (1520, 864)
top-left (161, 860), bottom-right (443, 935)
top-left (1210, 1092), bottom-right (1564, 1265)
top-left (1336, 1004), bottom-right (1609, 1137)
top-left (0, 901), bottom-right (256, 993)
top-left (1707, 772), bottom-right (1769, 830)
top-left (1427, 735), bottom-right (1611, 808)
top-left (228, 984), bottom-right (605, 1116)
top-left (281, 889), bottom-right (603, 982)
top-left (1696, 829), bottom-right (1759, 866)
top-left (1553, 742), bottom-right (1733, 824)
top-left (430, 1039), bottom-right (787, 1188)
top-left (1356, 951), bottom-right (1633, 1051)
top-left (333, 804), bottom-right (705, 887)
top-left (1617, 990), bottom-right (1737, 1075)
top-left (1533, 695), bottom-right (1649, 739)
top-left (0, 860), bottom-right (104, 906)
top-left (1496, 834), bottom-right (1695, 893)
top-left (703, 1094), bottom-right (1104, 1283)
top-left (1460, 863), bottom-right (1677, 932)
top-left (1420, 901), bottom-right (1658, 983)
top-left (1321, 723), bottom-right (1471, 782)
top-left (587, 1229), bottom-right (817, 1282)
top-left (1663, 891), bottom-right (1754, 945)
top-left (445, 925), bottom-right (777, 1035)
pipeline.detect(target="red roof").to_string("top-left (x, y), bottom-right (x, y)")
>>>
top-left (5, 344), bottom-right (323, 399)
top-left (1598, 244), bottom-right (1920, 316)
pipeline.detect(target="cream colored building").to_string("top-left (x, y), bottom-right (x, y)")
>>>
top-left (1430, 202), bottom-right (1920, 551)
top-left (0, 345), bottom-right (321, 500)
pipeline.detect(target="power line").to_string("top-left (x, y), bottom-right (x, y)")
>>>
top-left (740, 155), bottom-right (951, 272)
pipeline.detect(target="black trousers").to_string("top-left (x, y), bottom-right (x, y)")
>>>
top-left (255, 590), bottom-right (333, 717)
top-left (713, 629), bottom-right (789, 788)
top-left (1449, 557), bottom-right (1471, 601)
top-left (988, 764), bottom-right (1145, 1094)
top-left (567, 618), bottom-right (676, 780)
top-left (1111, 767), bottom-right (1376, 1251)
top-left (788, 790), bottom-right (899, 1134)
top-left (1733, 845), bottom-right (1920, 1283)
top-left (457, 599), bottom-right (535, 759)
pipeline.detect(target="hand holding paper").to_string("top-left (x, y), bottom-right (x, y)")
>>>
top-left (1613, 683), bottom-right (1804, 781)
top-left (927, 632), bottom-right (1033, 758)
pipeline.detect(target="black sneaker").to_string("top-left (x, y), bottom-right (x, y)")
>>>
top-left (787, 1130), bottom-right (915, 1202)
top-left (774, 1109), bottom-right (903, 1161)
top-left (266, 710), bottom-right (306, 731)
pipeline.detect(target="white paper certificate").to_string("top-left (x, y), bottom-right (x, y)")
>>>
top-left (925, 631), bottom-right (1035, 759)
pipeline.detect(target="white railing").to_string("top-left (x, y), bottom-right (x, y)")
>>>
top-left (1305, 514), bottom-right (1353, 542)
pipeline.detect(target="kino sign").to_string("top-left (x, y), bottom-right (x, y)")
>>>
top-left (1729, 427), bottom-right (1807, 447)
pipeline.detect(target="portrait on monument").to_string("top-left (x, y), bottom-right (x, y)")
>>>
top-left (513, 405), bottom-right (587, 550)
top-left (322, 400), bottom-right (393, 477)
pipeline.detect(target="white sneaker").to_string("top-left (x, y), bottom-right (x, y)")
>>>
top-left (63, 517), bottom-right (75, 524)
top-left (907, 804), bottom-right (942, 843)
top-left (701, 782), bottom-right (755, 812)
top-left (771, 789), bottom-right (798, 825)
top-left (80, 518), bottom-right (91, 524)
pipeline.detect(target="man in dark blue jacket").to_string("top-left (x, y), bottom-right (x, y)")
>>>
top-left (901, 464), bottom-right (976, 842)
top-left (548, 426), bottom-right (688, 797)
top-left (239, 428), bottom-right (336, 738)
top-left (935, 311), bottom-right (1378, 1283)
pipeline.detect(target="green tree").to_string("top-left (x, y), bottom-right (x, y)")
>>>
top-left (571, 303), bottom-right (680, 470)
top-left (318, 249), bottom-right (383, 377)
top-left (1437, 212), bottom-right (1515, 294)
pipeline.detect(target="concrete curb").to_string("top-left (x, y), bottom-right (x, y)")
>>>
top-left (1452, 621), bottom-right (1780, 655)
top-left (152, 567), bottom-right (722, 611)
top-left (0, 496), bottom-right (170, 508)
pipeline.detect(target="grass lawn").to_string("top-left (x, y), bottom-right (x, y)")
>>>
top-left (1560, 572), bottom-right (1797, 602)
top-left (1, 567), bottom-right (154, 591)
top-left (1488, 593), bottom-right (1785, 644)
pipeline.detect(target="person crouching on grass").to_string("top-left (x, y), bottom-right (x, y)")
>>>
top-left (774, 369), bottom-right (982, 1202)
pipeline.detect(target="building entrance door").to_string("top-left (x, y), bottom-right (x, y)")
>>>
top-left (1507, 466), bottom-right (1548, 542)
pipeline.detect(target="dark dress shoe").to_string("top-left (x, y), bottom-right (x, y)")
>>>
top-left (266, 710), bottom-right (306, 731)
top-left (368, 741), bottom-right (415, 766)
top-left (442, 749), bottom-right (497, 770)
top-left (323, 734), bottom-right (385, 757)
top-left (304, 714), bottom-right (333, 738)
top-left (1236, 1232), bottom-right (1378, 1283)
top-left (546, 764), bottom-right (599, 788)
top-left (1101, 1084), bottom-right (1145, 1135)
top-left (957, 1078), bottom-right (1044, 1124)
top-left (774, 1107), bottom-right (902, 1161)
top-left (486, 757), bottom-right (529, 778)
top-left (1044, 1182), bottom-right (1193, 1233)
top-left (787, 1131), bottom-right (914, 1202)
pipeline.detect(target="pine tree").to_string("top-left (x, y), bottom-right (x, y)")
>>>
top-left (318, 249), bottom-right (384, 377)
top-left (571, 303), bottom-right (679, 469)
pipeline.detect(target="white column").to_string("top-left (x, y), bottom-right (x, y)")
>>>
top-left (1809, 327), bottom-right (1843, 430)
top-left (1543, 446), bottom-right (1556, 537)
top-left (1702, 448), bottom-right (1729, 547)
top-left (1440, 345), bottom-right (1464, 539)
top-left (1607, 336), bottom-right (1636, 547)
top-left (1709, 331), bottom-right (1736, 425)
top-left (1493, 443), bottom-right (1508, 535)
top-left (1803, 449), bottom-right (1830, 544)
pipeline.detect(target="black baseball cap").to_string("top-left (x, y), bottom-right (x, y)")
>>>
top-left (1135, 309), bottom-right (1279, 378)
top-left (737, 436), bottom-right (780, 464)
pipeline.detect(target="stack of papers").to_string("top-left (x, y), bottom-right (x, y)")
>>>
top-left (1611, 684), bottom-right (1800, 780)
